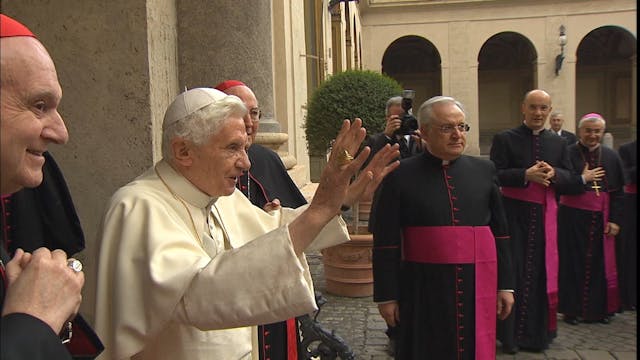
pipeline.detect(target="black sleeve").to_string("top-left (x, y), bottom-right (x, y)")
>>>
top-left (371, 173), bottom-right (402, 303)
top-left (553, 144), bottom-right (585, 196)
top-left (488, 164), bottom-right (515, 290)
top-left (490, 132), bottom-right (527, 187)
top-left (607, 151), bottom-right (626, 225)
top-left (1, 313), bottom-right (72, 360)
top-left (619, 142), bottom-right (637, 185)
top-left (549, 138), bottom-right (574, 188)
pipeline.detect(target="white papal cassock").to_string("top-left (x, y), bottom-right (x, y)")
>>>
top-left (94, 160), bottom-right (349, 360)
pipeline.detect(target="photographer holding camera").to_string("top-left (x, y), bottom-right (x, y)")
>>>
top-left (363, 91), bottom-right (422, 354)
top-left (364, 91), bottom-right (423, 167)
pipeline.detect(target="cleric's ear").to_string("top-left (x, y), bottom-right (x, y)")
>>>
top-left (171, 137), bottom-right (194, 167)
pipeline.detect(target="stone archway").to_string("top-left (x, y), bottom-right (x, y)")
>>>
top-left (381, 35), bottom-right (442, 107)
top-left (477, 32), bottom-right (537, 155)
top-left (575, 26), bottom-right (637, 148)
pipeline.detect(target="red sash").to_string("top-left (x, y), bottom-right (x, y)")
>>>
top-left (500, 183), bottom-right (558, 331)
top-left (559, 192), bottom-right (620, 313)
top-left (403, 226), bottom-right (496, 360)
top-left (624, 183), bottom-right (637, 194)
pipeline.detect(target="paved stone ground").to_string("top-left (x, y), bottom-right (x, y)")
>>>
top-left (306, 251), bottom-right (637, 360)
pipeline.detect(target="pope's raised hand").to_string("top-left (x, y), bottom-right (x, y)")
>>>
top-left (343, 143), bottom-right (400, 206)
top-left (310, 118), bottom-right (369, 220)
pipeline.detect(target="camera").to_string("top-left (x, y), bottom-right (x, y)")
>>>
top-left (397, 89), bottom-right (419, 136)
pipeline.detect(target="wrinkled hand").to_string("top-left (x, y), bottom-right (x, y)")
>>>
top-left (383, 115), bottom-right (402, 138)
top-left (605, 222), bottom-right (620, 236)
top-left (525, 161), bottom-right (554, 186)
top-left (378, 301), bottom-right (400, 327)
top-left (582, 164), bottom-right (605, 183)
top-left (497, 291), bottom-right (515, 320)
top-left (343, 144), bottom-right (400, 205)
top-left (2, 248), bottom-right (84, 334)
top-left (309, 119), bottom-right (369, 220)
top-left (263, 198), bottom-right (281, 212)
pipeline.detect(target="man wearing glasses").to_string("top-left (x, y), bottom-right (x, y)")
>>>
top-left (214, 80), bottom-right (306, 211)
top-left (214, 80), bottom-right (307, 359)
top-left (371, 96), bottom-right (515, 359)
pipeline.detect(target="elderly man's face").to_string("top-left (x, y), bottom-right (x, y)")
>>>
top-left (522, 90), bottom-right (552, 131)
top-left (223, 85), bottom-right (260, 145)
top-left (578, 120), bottom-right (605, 148)
top-left (0, 37), bottom-right (68, 194)
top-left (420, 102), bottom-right (467, 161)
top-left (189, 116), bottom-right (251, 197)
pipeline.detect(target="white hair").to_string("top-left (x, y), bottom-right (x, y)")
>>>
top-left (385, 96), bottom-right (403, 116)
top-left (416, 96), bottom-right (466, 126)
top-left (161, 95), bottom-right (246, 160)
top-left (578, 114), bottom-right (606, 129)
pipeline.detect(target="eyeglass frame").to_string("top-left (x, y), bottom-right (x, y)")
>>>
top-left (431, 123), bottom-right (471, 134)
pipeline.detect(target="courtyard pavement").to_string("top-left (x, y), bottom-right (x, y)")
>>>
top-left (306, 251), bottom-right (637, 360)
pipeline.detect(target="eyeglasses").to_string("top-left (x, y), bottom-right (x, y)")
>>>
top-left (249, 108), bottom-right (261, 122)
top-left (434, 123), bottom-right (470, 134)
top-left (582, 128), bottom-right (603, 135)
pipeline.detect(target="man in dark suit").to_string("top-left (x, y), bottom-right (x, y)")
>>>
top-left (549, 111), bottom-right (578, 145)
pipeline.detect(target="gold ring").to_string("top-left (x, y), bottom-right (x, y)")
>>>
top-left (337, 149), bottom-right (354, 166)
top-left (67, 259), bottom-right (83, 273)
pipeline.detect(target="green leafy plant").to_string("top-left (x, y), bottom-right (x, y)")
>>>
top-left (304, 70), bottom-right (403, 156)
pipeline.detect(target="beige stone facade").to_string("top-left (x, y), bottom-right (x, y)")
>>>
top-left (358, 0), bottom-right (637, 154)
top-left (1, 0), bottom-right (635, 327)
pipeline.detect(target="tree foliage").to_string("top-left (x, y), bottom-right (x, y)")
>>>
top-left (304, 70), bottom-right (403, 155)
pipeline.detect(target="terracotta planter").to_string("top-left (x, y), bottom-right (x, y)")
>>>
top-left (321, 233), bottom-right (373, 297)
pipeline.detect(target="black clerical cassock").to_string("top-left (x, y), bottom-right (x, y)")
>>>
top-left (371, 152), bottom-right (514, 359)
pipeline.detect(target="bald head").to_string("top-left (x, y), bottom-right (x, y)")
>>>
top-left (1, 34), bottom-right (68, 194)
top-left (521, 89), bottom-right (552, 131)
top-left (220, 84), bottom-right (260, 144)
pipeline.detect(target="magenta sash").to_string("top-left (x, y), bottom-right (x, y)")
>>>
top-left (559, 192), bottom-right (620, 313)
top-left (624, 183), bottom-right (637, 194)
top-left (403, 226), bottom-right (496, 360)
top-left (500, 183), bottom-right (558, 331)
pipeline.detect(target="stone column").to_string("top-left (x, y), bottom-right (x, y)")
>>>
top-left (177, 1), bottom-right (295, 168)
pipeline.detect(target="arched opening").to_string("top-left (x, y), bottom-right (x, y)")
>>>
top-left (381, 35), bottom-right (442, 107)
top-left (575, 26), bottom-right (637, 148)
top-left (477, 32), bottom-right (537, 155)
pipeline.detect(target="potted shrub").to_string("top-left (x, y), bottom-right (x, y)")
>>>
top-left (304, 70), bottom-right (402, 297)
top-left (305, 70), bottom-right (403, 181)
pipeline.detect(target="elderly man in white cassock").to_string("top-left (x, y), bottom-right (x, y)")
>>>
top-left (94, 88), bottom-right (399, 360)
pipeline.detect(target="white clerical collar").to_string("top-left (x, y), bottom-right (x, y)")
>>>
top-left (442, 160), bottom-right (450, 166)
top-left (155, 159), bottom-right (216, 209)
top-left (523, 122), bottom-right (544, 135)
top-left (581, 142), bottom-right (601, 152)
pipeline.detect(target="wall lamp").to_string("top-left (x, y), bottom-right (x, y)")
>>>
top-left (555, 25), bottom-right (567, 76)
